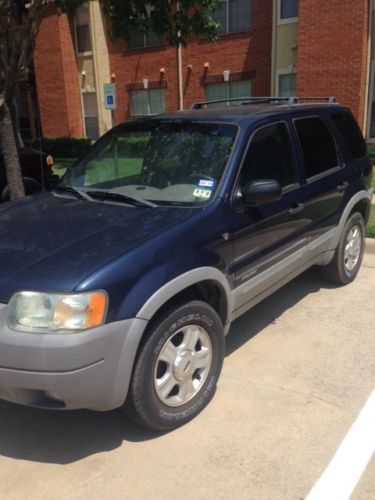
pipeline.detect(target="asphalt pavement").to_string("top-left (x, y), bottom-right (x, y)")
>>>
top-left (0, 242), bottom-right (374, 500)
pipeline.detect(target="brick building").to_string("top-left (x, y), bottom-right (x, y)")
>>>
top-left (21, 0), bottom-right (375, 143)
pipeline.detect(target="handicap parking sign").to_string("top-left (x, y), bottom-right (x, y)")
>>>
top-left (104, 84), bottom-right (117, 110)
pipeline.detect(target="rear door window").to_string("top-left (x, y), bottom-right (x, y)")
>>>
top-left (331, 111), bottom-right (367, 159)
top-left (294, 116), bottom-right (339, 180)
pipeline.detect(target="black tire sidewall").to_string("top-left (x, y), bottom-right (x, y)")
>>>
top-left (133, 301), bottom-right (224, 430)
top-left (337, 213), bottom-right (365, 284)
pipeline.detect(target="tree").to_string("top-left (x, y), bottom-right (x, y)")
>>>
top-left (0, 0), bottom-right (85, 200)
top-left (101, 1), bottom-right (220, 47)
top-left (0, 0), bottom-right (220, 201)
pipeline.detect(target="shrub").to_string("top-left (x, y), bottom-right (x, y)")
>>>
top-left (31, 137), bottom-right (92, 159)
top-left (367, 144), bottom-right (375, 163)
top-left (117, 136), bottom-right (149, 156)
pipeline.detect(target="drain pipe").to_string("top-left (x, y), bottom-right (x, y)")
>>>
top-left (176, 1), bottom-right (183, 111)
top-left (271, 0), bottom-right (277, 95)
top-left (177, 42), bottom-right (183, 110)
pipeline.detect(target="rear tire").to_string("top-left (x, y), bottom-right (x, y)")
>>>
top-left (124, 301), bottom-right (225, 431)
top-left (323, 212), bottom-right (365, 285)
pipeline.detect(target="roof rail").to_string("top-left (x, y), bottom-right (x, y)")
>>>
top-left (288, 96), bottom-right (337, 104)
top-left (191, 96), bottom-right (338, 110)
top-left (191, 97), bottom-right (290, 109)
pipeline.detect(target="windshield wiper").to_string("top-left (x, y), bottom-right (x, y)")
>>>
top-left (86, 190), bottom-right (157, 208)
top-left (52, 186), bottom-right (94, 201)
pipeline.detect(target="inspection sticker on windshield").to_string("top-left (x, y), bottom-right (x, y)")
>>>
top-left (193, 188), bottom-right (212, 199)
top-left (198, 179), bottom-right (215, 188)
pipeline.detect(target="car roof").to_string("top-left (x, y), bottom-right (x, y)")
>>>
top-left (154, 103), bottom-right (349, 126)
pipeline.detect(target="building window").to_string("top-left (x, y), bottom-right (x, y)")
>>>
top-left (128, 32), bottom-right (164, 50)
top-left (82, 92), bottom-right (99, 140)
top-left (277, 72), bottom-right (296, 97)
top-left (212, 0), bottom-right (251, 34)
top-left (75, 4), bottom-right (91, 54)
top-left (278, 0), bottom-right (298, 23)
top-left (205, 81), bottom-right (251, 106)
top-left (130, 89), bottom-right (166, 119)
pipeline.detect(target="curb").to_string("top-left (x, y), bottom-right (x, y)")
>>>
top-left (366, 238), bottom-right (375, 255)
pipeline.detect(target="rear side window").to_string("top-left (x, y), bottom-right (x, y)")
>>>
top-left (331, 111), bottom-right (367, 159)
top-left (240, 122), bottom-right (297, 188)
top-left (294, 117), bottom-right (338, 179)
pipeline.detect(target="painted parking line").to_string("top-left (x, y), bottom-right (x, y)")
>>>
top-left (306, 389), bottom-right (375, 500)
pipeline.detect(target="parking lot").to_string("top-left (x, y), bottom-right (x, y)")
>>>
top-left (0, 244), bottom-right (374, 500)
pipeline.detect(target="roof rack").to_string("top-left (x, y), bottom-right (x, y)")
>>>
top-left (191, 96), bottom-right (337, 110)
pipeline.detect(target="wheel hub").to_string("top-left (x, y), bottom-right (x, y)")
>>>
top-left (344, 224), bottom-right (362, 272)
top-left (173, 350), bottom-right (195, 381)
top-left (154, 324), bottom-right (213, 407)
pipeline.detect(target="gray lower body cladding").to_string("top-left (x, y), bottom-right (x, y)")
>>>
top-left (0, 304), bottom-right (147, 411)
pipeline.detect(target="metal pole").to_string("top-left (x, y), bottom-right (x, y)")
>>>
top-left (177, 43), bottom-right (183, 110)
top-left (176, 1), bottom-right (183, 111)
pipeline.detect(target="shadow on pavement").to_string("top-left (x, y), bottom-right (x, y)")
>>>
top-left (0, 403), bottom-right (163, 464)
top-left (225, 267), bottom-right (337, 356)
top-left (0, 268), bottom-right (335, 465)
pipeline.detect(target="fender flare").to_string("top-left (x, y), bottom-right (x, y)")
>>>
top-left (330, 188), bottom-right (373, 249)
top-left (135, 266), bottom-right (234, 332)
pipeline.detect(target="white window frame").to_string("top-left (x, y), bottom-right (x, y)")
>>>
top-left (127, 33), bottom-right (164, 50)
top-left (81, 90), bottom-right (99, 140)
top-left (130, 89), bottom-right (166, 119)
top-left (204, 80), bottom-right (252, 106)
top-left (215, 0), bottom-right (251, 34)
top-left (277, 0), bottom-right (299, 25)
top-left (276, 68), bottom-right (296, 97)
top-left (74, 7), bottom-right (92, 57)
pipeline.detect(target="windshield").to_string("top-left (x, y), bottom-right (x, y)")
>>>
top-left (60, 121), bottom-right (238, 206)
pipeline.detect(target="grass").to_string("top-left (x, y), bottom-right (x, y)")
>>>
top-left (367, 206), bottom-right (375, 238)
top-left (86, 158), bottom-right (142, 185)
top-left (366, 167), bottom-right (375, 238)
top-left (52, 158), bottom-right (76, 178)
top-left (52, 157), bottom-right (142, 182)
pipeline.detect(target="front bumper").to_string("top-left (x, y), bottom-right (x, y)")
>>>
top-left (0, 304), bottom-right (147, 411)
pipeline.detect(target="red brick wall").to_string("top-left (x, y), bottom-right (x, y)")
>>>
top-left (108, 0), bottom-right (272, 123)
top-left (34, 8), bottom-right (84, 137)
top-left (297, 0), bottom-right (369, 127)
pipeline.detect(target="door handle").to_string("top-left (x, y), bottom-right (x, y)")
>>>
top-left (337, 181), bottom-right (349, 193)
top-left (288, 203), bottom-right (304, 216)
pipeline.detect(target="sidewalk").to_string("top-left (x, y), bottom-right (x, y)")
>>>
top-left (366, 237), bottom-right (375, 255)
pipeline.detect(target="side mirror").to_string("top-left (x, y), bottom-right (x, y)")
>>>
top-left (242, 179), bottom-right (282, 206)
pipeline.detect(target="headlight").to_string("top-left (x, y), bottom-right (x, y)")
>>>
top-left (7, 291), bottom-right (107, 333)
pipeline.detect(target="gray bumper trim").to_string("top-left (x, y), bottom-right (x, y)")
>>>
top-left (0, 304), bottom-right (148, 411)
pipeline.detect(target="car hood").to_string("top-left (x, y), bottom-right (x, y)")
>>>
top-left (0, 193), bottom-right (200, 302)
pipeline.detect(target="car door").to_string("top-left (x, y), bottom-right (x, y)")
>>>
top-left (229, 120), bottom-right (309, 317)
top-left (292, 114), bottom-right (347, 243)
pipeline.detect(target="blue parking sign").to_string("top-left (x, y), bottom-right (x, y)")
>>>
top-left (104, 84), bottom-right (116, 110)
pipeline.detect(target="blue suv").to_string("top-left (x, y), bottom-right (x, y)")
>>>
top-left (0, 97), bottom-right (373, 431)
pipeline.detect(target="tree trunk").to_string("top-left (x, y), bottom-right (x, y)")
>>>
top-left (0, 101), bottom-right (25, 200)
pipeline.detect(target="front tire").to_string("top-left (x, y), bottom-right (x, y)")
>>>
top-left (323, 212), bottom-right (365, 285)
top-left (124, 301), bottom-right (225, 431)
